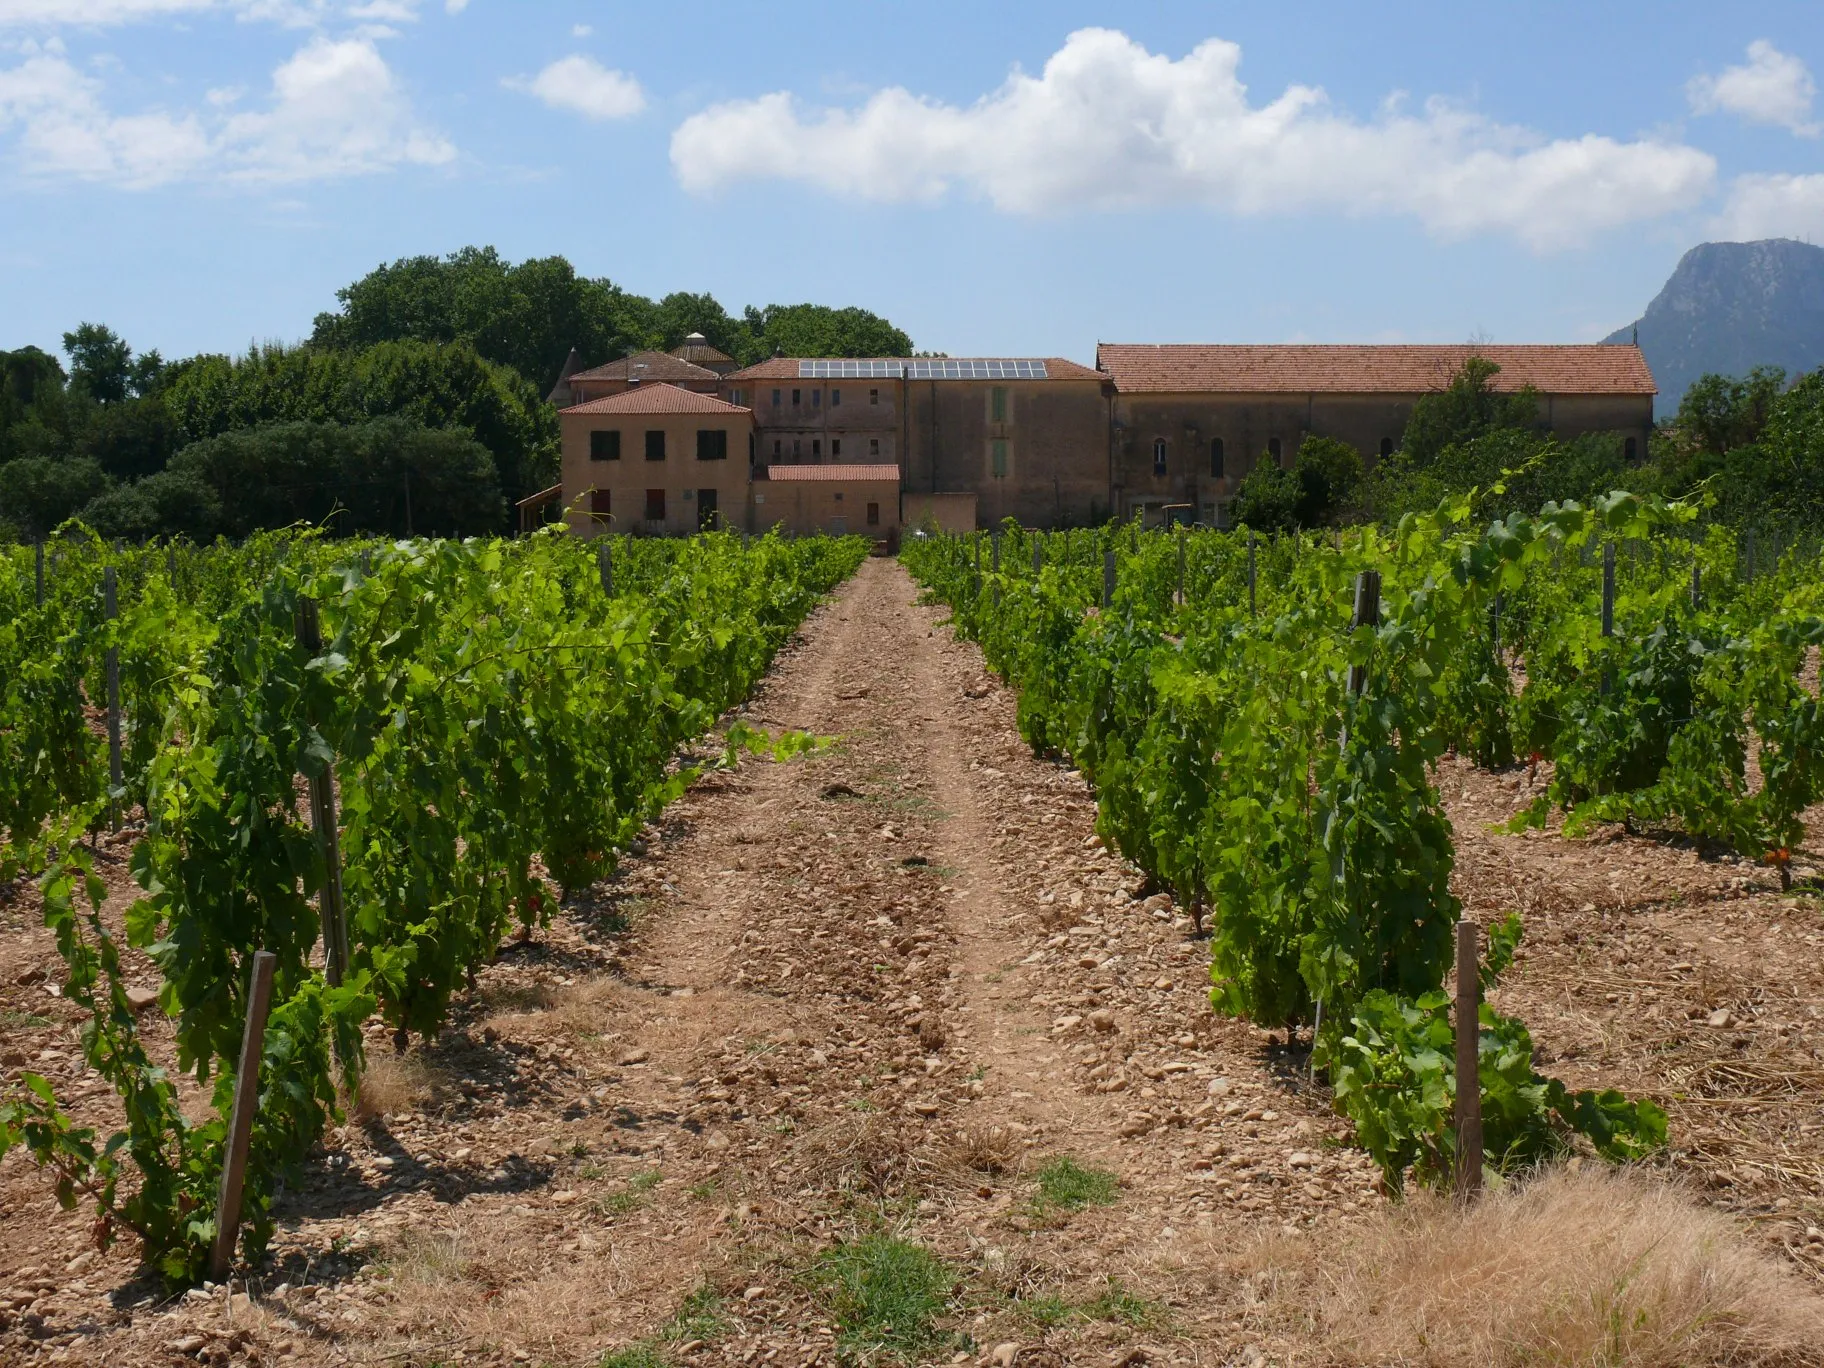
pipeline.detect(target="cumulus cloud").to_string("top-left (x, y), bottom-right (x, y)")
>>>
top-left (669, 27), bottom-right (1716, 250)
top-left (1713, 172), bottom-right (1824, 241)
top-left (1688, 40), bottom-right (1818, 135)
top-left (0, 34), bottom-right (451, 185)
top-left (508, 54), bottom-right (644, 120)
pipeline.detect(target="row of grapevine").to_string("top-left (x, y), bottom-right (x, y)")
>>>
top-left (904, 497), bottom-right (1823, 1190)
top-left (1, 527), bottom-right (867, 1282)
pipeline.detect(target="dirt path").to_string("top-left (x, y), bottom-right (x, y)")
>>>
top-left (6, 555), bottom-right (1818, 1368)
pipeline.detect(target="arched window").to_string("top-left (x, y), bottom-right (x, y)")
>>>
top-left (1210, 437), bottom-right (1225, 478)
top-left (1379, 437), bottom-right (1394, 459)
top-left (1153, 438), bottom-right (1168, 476)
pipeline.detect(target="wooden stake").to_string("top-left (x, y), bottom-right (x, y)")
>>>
top-left (103, 566), bottom-right (122, 831)
top-left (1176, 528), bottom-right (1187, 606)
top-left (209, 950), bottom-right (277, 1282)
top-left (598, 540), bottom-right (613, 597)
top-left (1601, 541), bottom-right (1616, 695)
top-left (35, 541), bottom-right (45, 607)
top-left (295, 599), bottom-right (349, 988)
top-left (1691, 561), bottom-right (1701, 610)
top-left (991, 532), bottom-right (1000, 573)
top-left (1247, 530), bottom-right (1257, 617)
top-left (1455, 920), bottom-right (1483, 1202)
top-left (1102, 550), bottom-right (1115, 609)
top-left (1346, 570), bottom-right (1381, 696)
top-left (1032, 539), bottom-right (1041, 576)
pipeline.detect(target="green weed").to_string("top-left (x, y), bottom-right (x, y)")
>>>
top-left (1033, 1157), bottom-right (1119, 1212)
top-left (810, 1233), bottom-right (951, 1362)
top-left (663, 1285), bottom-right (731, 1343)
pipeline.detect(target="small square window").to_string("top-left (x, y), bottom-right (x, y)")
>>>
top-left (869, 438), bottom-right (880, 456)
top-left (590, 488), bottom-right (611, 518)
top-left (869, 388), bottom-right (879, 405)
top-left (831, 388), bottom-right (841, 407)
top-left (645, 430), bottom-right (665, 461)
top-left (696, 429), bottom-right (728, 461)
top-left (590, 430), bottom-right (620, 462)
top-left (644, 488), bottom-right (665, 521)
top-left (792, 388), bottom-right (801, 406)
top-left (833, 491), bottom-right (843, 502)
top-left (831, 438), bottom-right (842, 457)
top-left (772, 388), bottom-right (781, 406)
top-left (866, 501), bottom-right (880, 526)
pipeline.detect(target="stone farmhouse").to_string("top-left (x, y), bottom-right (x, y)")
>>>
top-left (548, 335), bottom-right (1657, 536)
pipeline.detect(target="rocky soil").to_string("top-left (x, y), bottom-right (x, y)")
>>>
top-left (1, 556), bottom-right (1820, 1367)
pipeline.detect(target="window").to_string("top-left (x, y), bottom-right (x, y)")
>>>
top-left (791, 388), bottom-right (801, 406)
top-left (812, 438), bottom-right (822, 458)
top-left (991, 439), bottom-right (1008, 478)
top-left (812, 389), bottom-right (821, 408)
top-left (1268, 436), bottom-right (1283, 463)
top-left (1624, 436), bottom-right (1638, 461)
top-left (590, 488), bottom-right (611, 518)
top-left (1153, 438), bottom-right (1167, 477)
top-left (1379, 437), bottom-right (1394, 459)
top-left (773, 439), bottom-right (782, 456)
top-left (1209, 437), bottom-right (1224, 478)
top-left (590, 430), bottom-right (621, 462)
top-left (644, 488), bottom-right (665, 522)
top-left (730, 388), bottom-right (744, 406)
top-left (991, 386), bottom-right (1007, 422)
top-left (749, 433), bottom-right (756, 464)
top-left (793, 438), bottom-right (802, 457)
top-left (869, 438), bottom-right (880, 456)
top-left (831, 388), bottom-right (841, 407)
top-left (831, 438), bottom-right (842, 457)
top-left (869, 388), bottom-right (879, 405)
top-left (645, 430), bottom-right (666, 462)
top-left (867, 501), bottom-right (880, 526)
top-left (833, 491), bottom-right (843, 502)
top-left (696, 429), bottom-right (728, 461)
top-left (772, 388), bottom-right (781, 406)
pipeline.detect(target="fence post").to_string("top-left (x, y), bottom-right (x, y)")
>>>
top-left (991, 531), bottom-right (1000, 574)
top-left (1101, 550), bottom-right (1115, 609)
top-left (103, 566), bottom-right (122, 832)
top-left (1346, 569), bottom-right (1381, 697)
top-left (209, 949), bottom-right (277, 1282)
top-left (1454, 920), bottom-right (1483, 1202)
top-left (295, 598), bottom-right (349, 988)
top-left (1601, 541), bottom-right (1616, 695)
top-left (1490, 590), bottom-right (1504, 656)
top-left (35, 541), bottom-right (45, 607)
top-left (1176, 527), bottom-right (1187, 606)
top-left (1247, 530), bottom-right (1257, 618)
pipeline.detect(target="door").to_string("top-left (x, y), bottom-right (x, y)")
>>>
top-left (697, 488), bottom-right (718, 531)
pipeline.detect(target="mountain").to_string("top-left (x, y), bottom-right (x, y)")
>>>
top-left (1605, 238), bottom-right (1824, 413)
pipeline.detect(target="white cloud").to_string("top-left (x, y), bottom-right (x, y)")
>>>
top-left (1688, 40), bottom-right (1818, 135)
top-left (572, 24), bottom-right (590, 38)
top-left (508, 54), bottom-right (644, 121)
top-left (0, 34), bottom-right (452, 185)
top-left (669, 27), bottom-right (1717, 251)
top-left (445, 0), bottom-right (467, 11)
top-left (1713, 172), bottom-right (1824, 241)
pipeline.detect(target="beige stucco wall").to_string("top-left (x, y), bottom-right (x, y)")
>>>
top-left (754, 479), bottom-right (900, 537)
top-left (561, 409), bottom-right (754, 537)
top-left (903, 491), bottom-right (977, 535)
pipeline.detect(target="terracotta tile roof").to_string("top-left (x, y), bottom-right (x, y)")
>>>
top-left (723, 357), bottom-right (1104, 382)
top-left (569, 350), bottom-right (721, 385)
top-left (1095, 344), bottom-right (1657, 396)
top-left (670, 339), bottom-right (735, 366)
top-left (561, 383), bottom-right (753, 416)
top-left (764, 464), bottom-right (901, 482)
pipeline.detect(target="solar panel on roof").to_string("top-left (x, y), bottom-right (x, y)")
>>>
top-left (903, 358), bottom-right (1048, 380)
top-left (796, 359), bottom-right (905, 379)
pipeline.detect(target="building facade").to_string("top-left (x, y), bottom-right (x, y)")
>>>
top-left (560, 383), bottom-right (754, 537)
top-left (1096, 343), bottom-right (1657, 525)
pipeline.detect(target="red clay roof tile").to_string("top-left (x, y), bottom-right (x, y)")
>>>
top-left (1094, 344), bottom-right (1657, 396)
top-left (562, 383), bottom-right (753, 416)
top-left (764, 464), bottom-right (901, 482)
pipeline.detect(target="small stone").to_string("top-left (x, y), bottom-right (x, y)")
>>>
top-left (14, 966), bottom-right (46, 986)
top-left (1119, 1113), bottom-right (1154, 1137)
top-left (125, 985), bottom-right (159, 1013)
top-left (618, 1048), bottom-right (651, 1066)
top-left (991, 1342), bottom-right (1021, 1366)
top-left (743, 1286), bottom-right (766, 1302)
top-left (1288, 1151), bottom-right (1316, 1169)
top-left (169, 1336), bottom-right (207, 1355)
top-left (1208, 1077), bottom-right (1231, 1096)
top-left (1707, 1009), bottom-right (1732, 1028)
top-left (1088, 1009), bottom-right (1117, 1033)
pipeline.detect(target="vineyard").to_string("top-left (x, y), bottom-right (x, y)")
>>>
top-left (1, 506), bottom-right (1822, 1366)
top-left (901, 496), bottom-right (1824, 1191)
top-left (0, 528), bottom-right (867, 1283)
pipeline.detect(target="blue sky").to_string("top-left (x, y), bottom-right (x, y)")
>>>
top-left (2, 1), bottom-right (1821, 374)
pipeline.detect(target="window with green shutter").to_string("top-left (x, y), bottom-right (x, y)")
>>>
top-left (991, 386), bottom-right (1007, 422)
top-left (991, 439), bottom-right (1008, 477)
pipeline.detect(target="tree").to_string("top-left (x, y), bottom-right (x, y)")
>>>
top-left (1674, 367), bottom-right (1785, 463)
top-left (168, 418), bottom-right (504, 538)
top-left (1231, 435), bottom-right (1363, 531)
top-left (0, 456), bottom-right (112, 538)
top-left (742, 304), bottom-right (913, 361)
top-left (62, 323), bottom-right (135, 405)
top-left (162, 339), bottom-right (555, 516)
top-left (1400, 357), bottom-right (1541, 467)
top-left (78, 467), bottom-right (220, 541)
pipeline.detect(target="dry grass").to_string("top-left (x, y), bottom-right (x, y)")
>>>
top-left (1239, 1165), bottom-right (1824, 1367)
top-left (350, 1053), bottom-right (444, 1122)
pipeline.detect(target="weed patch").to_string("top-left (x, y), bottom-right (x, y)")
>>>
top-left (810, 1233), bottom-right (951, 1362)
top-left (1033, 1157), bottom-right (1119, 1212)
